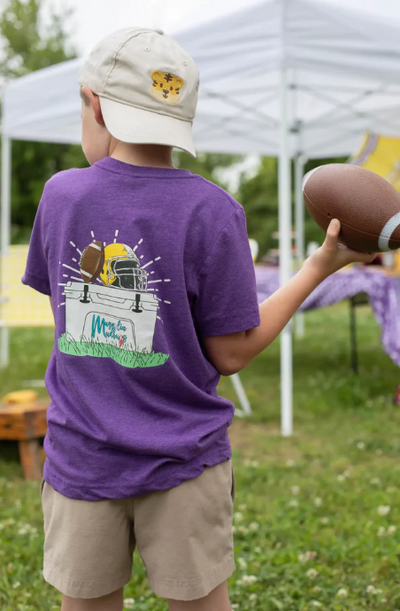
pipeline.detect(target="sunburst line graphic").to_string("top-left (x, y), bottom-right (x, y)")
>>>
top-left (70, 241), bottom-right (82, 256)
top-left (59, 231), bottom-right (170, 310)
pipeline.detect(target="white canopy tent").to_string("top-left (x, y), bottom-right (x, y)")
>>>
top-left (2, 0), bottom-right (400, 433)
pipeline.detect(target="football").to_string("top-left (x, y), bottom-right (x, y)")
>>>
top-left (79, 241), bottom-right (105, 283)
top-left (302, 164), bottom-right (400, 253)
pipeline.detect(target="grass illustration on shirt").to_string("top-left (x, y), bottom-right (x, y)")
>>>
top-left (57, 230), bottom-right (170, 369)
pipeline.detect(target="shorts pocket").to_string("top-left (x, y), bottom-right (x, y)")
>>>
top-left (231, 467), bottom-right (236, 502)
top-left (40, 478), bottom-right (46, 497)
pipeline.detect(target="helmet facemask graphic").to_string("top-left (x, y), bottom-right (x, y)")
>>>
top-left (104, 245), bottom-right (148, 291)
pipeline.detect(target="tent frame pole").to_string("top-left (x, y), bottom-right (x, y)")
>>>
top-left (279, 65), bottom-right (293, 437)
top-left (0, 136), bottom-right (11, 368)
top-left (295, 152), bottom-right (307, 338)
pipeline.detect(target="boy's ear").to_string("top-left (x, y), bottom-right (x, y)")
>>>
top-left (152, 70), bottom-right (163, 83)
top-left (80, 86), bottom-right (105, 127)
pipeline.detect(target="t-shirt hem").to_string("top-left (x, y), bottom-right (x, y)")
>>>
top-left (22, 272), bottom-right (51, 296)
top-left (43, 448), bottom-right (232, 501)
top-left (200, 310), bottom-right (260, 337)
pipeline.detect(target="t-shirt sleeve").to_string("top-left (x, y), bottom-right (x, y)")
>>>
top-left (21, 192), bottom-right (51, 296)
top-left (195, 208), bottom-right (260, 337)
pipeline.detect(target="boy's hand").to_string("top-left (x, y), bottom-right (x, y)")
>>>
top-left (304, 219), bottom-right (377, 280)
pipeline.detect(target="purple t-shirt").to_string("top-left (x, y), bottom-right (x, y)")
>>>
top-left (22, 157), bottom-right (260, 501)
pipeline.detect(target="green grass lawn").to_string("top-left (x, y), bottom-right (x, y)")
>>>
top-left (1, 303), bottom-right (400, 610)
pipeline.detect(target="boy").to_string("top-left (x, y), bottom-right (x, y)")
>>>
top-left (22, 28), bottom-right (374, 611)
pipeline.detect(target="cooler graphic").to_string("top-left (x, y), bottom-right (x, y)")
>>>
top-left (64, 283), bottom-right (159, 354)
top-left (57, 235), bottom-right (170, 369)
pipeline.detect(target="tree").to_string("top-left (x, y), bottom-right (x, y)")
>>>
top-left (0, 0), bottom-right (87, 243)
top-left (174, 151), bottom-right (243, 189)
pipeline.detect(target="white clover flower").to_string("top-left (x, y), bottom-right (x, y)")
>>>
top-left (289, 499), bottom-right (299, 508)
top-left (388, 525), bottom-right (397, 535)
top-left (17, 528), bottom-right (29, 535)
top-left (232, 605), bottom-right (239, 610)
top-left (311, 602), bottom-right (322, 608)
top-left (238, 526), bottom-right (249, 535)
top-left (357, 442), bottom-right (366, 450)
top-left (251, 460), bottom-right (259, 468)
top-left (13, 582), bottom-right (21, 589)
top-left (378, 505), bottom-right (391, 516)
top-left (370, 477), bottom-right (381, 486)
top-left (367, 585), bottom-right (376, 594)
top-left (307, 569), bottom-right (319, 579)
top-left (291, 485), bottom-right (300, 495)
top-left (249, 593), bottom-right (257, 601)
top-left (312, 586), bottom-right (322, 593)
top-left (286, 459), bottom-right (295, 467)
top-left (234, 512), bottom-right (244, 523)
top-left (314, 497), bottom-right (323, 507)
top-left (298, 551), bottom-right (317, 563)
top-left (320, 517), bottom-right (329, 525)
top-left (123, 599), bottom-right (135, 610)
top-left (238, 504), bottom-right (247, 512)
top-left (237, 575), bottom-right (258, 587)
top-left (343, 469), bottom-right (351, 478)
top-left (238, 557), bottom-right (248, 570)
top-left (337, 474), bottom-right (346, 482)
top-left (378, 526), bottom-right (386, 537)
top-left (249, 522), bottom-right (260, 532)
top-left (337, 588), bottom-right (348, 598)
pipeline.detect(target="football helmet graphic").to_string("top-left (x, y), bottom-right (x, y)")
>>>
top-left (100, 243), bottom-right (148, 291)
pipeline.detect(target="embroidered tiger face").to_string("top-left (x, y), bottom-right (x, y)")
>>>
top-left (151, 71), bottom-right (184, 105)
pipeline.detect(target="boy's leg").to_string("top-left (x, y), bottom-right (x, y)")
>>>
top-left (168, 581), bottom-right (231, 611)
top-left (61, 589), bottom-right (123, 611)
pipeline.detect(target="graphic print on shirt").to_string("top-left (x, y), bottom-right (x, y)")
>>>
top-left (57, 231), bottom-right (170, 369)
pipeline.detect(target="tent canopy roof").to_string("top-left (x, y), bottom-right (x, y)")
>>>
top-left (3, 0), bottom-right (400, 158)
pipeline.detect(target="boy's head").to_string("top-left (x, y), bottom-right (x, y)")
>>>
top-left (78, 28), bottom-right (199, 164)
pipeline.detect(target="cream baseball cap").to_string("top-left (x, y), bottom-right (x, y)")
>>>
top-left (78, 28), bottom-right (199, 157)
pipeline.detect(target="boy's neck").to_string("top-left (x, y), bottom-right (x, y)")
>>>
top-left (110, 141), bottom-right (175, 169)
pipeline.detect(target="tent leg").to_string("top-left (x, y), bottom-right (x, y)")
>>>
top-left (0, 327), bottom-right (9, 369)
top-left (0, 136), bottom-right (11, 369)
top-left (295, 153), bottom-right (306, 338)
top-left (279, 66), bottom-right (293, 437)
top-left (1, 136), bottom-right (11, 257)
top-left (231, 373), bottom-right (252, 416)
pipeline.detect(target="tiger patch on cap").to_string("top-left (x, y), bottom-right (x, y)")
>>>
top-left (151, 71), bottom-right (184, 105)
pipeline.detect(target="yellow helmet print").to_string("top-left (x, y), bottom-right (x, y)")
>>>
top-left (100, 243), bottom-right (148, 291)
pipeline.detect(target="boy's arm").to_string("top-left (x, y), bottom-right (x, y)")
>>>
top-left (204, 220), bottom-right (375, 376)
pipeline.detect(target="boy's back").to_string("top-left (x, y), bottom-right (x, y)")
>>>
top-left (23, 156), bottom-right (259, 500)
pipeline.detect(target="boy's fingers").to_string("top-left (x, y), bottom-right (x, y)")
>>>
top-left (324, 219), bottom-right (341, 249)
top-left (354, 252), bottom-right (377, 263)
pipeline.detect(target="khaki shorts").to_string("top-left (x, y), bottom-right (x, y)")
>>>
top-left (41, 460), bottom-right (235, 601)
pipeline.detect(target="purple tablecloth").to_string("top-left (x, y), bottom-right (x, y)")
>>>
top-left (255, 267), bottom-right (400, 368)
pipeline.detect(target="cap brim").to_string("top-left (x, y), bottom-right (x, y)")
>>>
top-left (99, 97), bottom-right (196, 157)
